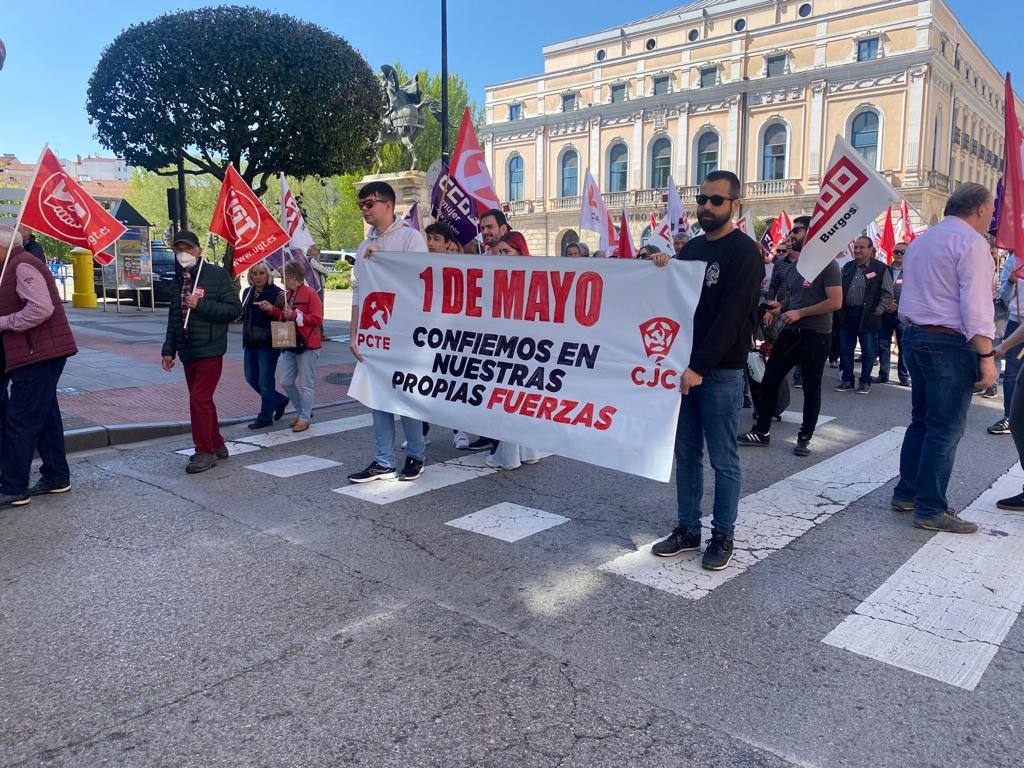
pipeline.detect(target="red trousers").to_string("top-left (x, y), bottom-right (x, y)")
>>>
top-left (183, 356), bottom-right (225, 455)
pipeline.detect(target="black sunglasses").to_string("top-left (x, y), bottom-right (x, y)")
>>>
top-left (695, 194), bottom-right (735, 207)
top-left (893, 249), bottom-right (906, 255)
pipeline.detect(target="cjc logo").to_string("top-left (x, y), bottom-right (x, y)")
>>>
top-left (806, 156), bottom-right (868, 244)
top-left (357, 292), bottom-right (396, 352)
top-left (632, 316), bottom-right (683, 390)
top-left (38, 174), bottom-right (91, 239)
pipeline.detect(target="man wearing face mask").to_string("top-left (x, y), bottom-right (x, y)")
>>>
top-left (161, 230), bottom-right (243, 474)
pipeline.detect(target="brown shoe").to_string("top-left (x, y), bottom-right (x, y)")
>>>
top-left (290, 417), bottom-right (299, 427)
top-left (186, 453), bottom-right (217, 474)
top-left (214, 445), bottom-right (229, 460)
top-left (913, 510), bottom-right (979, 534)
top-left (292, 420), bottom-right (310, 433)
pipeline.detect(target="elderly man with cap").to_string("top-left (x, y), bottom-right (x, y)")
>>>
top-left (161, 230), bottom-right (242, 474)
top-left (0, 226), bottom-right (77, 508)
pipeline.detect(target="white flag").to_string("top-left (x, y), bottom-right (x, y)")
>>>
top-left (648, 212), bottom-right (674, 255)
top-left (666, 175), bottom-right (685, 236)
top-left (280, 172), bottom-right (316, 253)
top-left (579, 169), bottom-right (616, 252)
top-left (734, 215), bottom-right (757, 241)
top-left (797, 135), bottom-right (900, 282)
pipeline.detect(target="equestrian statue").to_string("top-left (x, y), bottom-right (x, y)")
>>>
top-left (376, 65), bottom-right (443, 171)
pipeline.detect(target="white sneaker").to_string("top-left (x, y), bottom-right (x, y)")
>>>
top-left (400, 438), bottom-right (431, 450)
top-left (453, 431), bottom-right (470, 450)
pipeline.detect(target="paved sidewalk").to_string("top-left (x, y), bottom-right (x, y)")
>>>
top-left (57, 291), bottom-right (358, 446)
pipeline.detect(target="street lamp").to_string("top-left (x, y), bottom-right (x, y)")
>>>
top-left (440, 0), bottom-right (449, 166)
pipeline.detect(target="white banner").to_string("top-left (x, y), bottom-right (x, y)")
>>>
top-left (348, 252), bottom-right (705, 481)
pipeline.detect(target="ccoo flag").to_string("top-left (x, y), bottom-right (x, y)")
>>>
top-left (797, 135), bottom-right (900, 282)
top-left (18, 146), bottom-right (126, 265)
top-left (280, 173), bottom-right (316, 253)
top-left (210, 165), bottom-right (290, 277)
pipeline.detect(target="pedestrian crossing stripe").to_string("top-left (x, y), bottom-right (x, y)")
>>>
top-left (333, 451), bottom-right (498, 505)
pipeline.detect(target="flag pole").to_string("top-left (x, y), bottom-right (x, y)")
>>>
top-left (182, 252), bottom-right (205, 331)
top-left (0, 144), bottom-right (48, 286)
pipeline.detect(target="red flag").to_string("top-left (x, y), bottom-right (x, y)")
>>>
top-left (450, 107), bottom-right (500, 217)
top-left (616, 208), bottom-right (635, 258)
top-left (769, 210), bottom-right (792, 246)
top-left (209, 165), bottom-right (290, 277)
top-left (879, 207), bottom-right (897, 264)
top-left (997, 75), bottom-right (1024, 276)
top-left (898, 199), bottom-right (917, 243)
top-left (18, 147), bottom-right (126, 265)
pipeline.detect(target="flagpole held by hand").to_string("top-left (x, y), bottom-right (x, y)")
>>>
top-left (183, 255), bottom-right (205, 330)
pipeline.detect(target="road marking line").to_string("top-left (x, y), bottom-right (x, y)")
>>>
top-left (599, 427), bottom-right (906, 600)
top-left (779, 411), bottom-right (835, 427)
top-left (235, 414), bottom-right (373, 448)
top-left (822, 463), bottom-right (1024, 691)
top-left (334, 451), bottom-right (496, 505)
top-left (446, 503), bottom-right (569, 542)
top-left (174, 441), bottom-right (261, 457)
top-left (245, 455), bottom-right (342, 478)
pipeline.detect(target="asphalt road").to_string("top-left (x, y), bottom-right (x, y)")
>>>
top-left (2, 373), bottom-right (1022, 768)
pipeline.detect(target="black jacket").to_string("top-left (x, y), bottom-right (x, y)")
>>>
top-left (838, 257), bottom-right (890, 332)
top-left (162, 261), bottom-right (243, 363)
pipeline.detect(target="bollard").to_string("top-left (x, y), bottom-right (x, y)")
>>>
top-left (71, 247), bottom-right (98, 308)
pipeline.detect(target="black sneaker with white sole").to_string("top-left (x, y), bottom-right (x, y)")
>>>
top-left (398, 457), bottom-right (424, 481)
top-left (701, 531), bottom-right (734, 570)
top-left (0, 493), bottom-right (30, 508)
top-left (651, 526), bottom-right (702, 557)
top-left (348, 462), bottom-right (397, 484)
top-left (988, 418), bottom-right (1011, 435)
top-left (996, 491), bottom-right (1024, 512)
top-left (793, 434), bottom-right (812, 456)
top-left (835, 382), bottom-right (855, 392)
top-left (27, 479), bottom-right (72, 497)
top-left (738, 430), bottom-right (770, 447)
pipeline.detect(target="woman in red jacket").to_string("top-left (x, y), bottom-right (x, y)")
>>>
top-left (257, 260), bottom-right (323, 432)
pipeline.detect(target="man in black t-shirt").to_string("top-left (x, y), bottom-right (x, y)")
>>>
top-left (651, 171), bottom-right (763, 571)
top-left (739, 215), bottom-right (843, 456)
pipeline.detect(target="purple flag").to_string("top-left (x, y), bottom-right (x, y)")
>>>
top-left (431, 166), bottom-right (480, 246)
top-left (759, 225), bottom-right (773, 252)
top-left (404, 201), bottom-right (421, 231)
top-left (991, 176), bottom-right (1004, 237)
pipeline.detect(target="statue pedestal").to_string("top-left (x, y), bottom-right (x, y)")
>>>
top-left (356, 171), bottom-right (430, 233)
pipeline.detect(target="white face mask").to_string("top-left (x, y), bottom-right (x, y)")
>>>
top-left (176, 251), bottom-right (197, 269)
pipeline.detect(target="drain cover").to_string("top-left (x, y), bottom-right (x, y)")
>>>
top-left (325, 372), bottom-right (353, 386)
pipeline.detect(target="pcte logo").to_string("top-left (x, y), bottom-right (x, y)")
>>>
top-left (631, 316), bottom-right (683, 390)
top-left (358, 292), bottom-right (396, 351)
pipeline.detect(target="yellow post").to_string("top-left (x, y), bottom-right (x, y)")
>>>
top-left (70, 247), bottom-right (98, 308)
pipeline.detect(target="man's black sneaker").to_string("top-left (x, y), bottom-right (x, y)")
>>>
top-left (27, 479), bottom-right (71, 497)
top-left (835, 382), bottom-right (855, 392)
top-left (738, 430), bottom-right (770, 447)
top-left (0, 493), bottom-right (30, 508)
top-left (248, 419), bottom-right (272, 429)
top-left (913, 510), bottom-right (979, 534)
top-left (467, 437), bottom-right (497, 450)
top-left (982, 385), bottom-right (999, 399)
top-left (988, 418), bottom-right (1011, 435)
top-left (794, 435), bottom-right (812, 457)
top-left (651, 526), bottom-right (702, 557)
top-left (274, 398), bottom-right (290, 422)
top-left (702, 531), bottom-right (734, 571)
top-left (856, 383), bottom-right (871, 395)
top-left (898, 378), bottom-right (911, 387)
top-left (398, 457), bottom-right (424, 482)
top-left (996, 491), bottom-right (1024, 512)
top-left (793, 380), bottom-right (803, 389)
top-left (348, 462), bottom-right (397, 484)
top-left (742, 396), bottom-right (753, 409)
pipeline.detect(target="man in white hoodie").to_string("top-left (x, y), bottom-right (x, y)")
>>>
top-left (346, 181), bottom-right (430, 484)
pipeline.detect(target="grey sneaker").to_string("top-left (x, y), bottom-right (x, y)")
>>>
top-left (856, 383), bottom-right (871, 395)
top-left (913, 510), bottom-right (979, 534)
top-left (835, 382), bottom-right (855, 392)
top-left (186, 453), bottom-right (217, 474)
top-left (794, 435), bottom-right (812, 457)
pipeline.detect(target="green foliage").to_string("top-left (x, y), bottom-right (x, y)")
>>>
top-left (376, 62), bottom-right (482, 173)
top-left (754, 218), bottom-right (771, 240)
top-left (86, 6), bottom-right (383, 195)
top-left (289, 174), bottom-right (366, 250)
top-left (124, 166), bottom-right (222, 245)
top-left (35, 234), bottom-right (73, 263)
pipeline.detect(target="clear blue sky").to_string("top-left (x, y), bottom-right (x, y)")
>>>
top-left (0, 0), bottom-right (1017, 162)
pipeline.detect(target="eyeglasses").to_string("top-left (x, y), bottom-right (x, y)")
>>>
top-left (358, 198), bottom-right (384, 210)
top-left (695, 194), bottom-right (736, 207)
top-left (893, 249), bottom-right (906, 255)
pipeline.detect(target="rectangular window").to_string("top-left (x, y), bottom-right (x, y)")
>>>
top-left (857, 38), bottom-right (879, 62)
top-left (508, 103), bottom-right (522, 121)
top-left (562, 93), bottom-right (577, 112)
top-left (700, 67), bottom-right (717, 88)
top-left (611, 83), bottom-right (627, 103)
top-left (766, 55), bottom-right (786, 78)
top-left (653, 76), bottom-right (670, 96)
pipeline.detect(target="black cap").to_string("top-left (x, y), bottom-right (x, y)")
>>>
top-left (171, 230), bottom-right (200, 248)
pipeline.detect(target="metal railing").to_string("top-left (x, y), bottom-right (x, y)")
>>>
top-left (744, 179), bottom-right (802, 198)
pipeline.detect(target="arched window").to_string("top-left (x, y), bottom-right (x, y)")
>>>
top-left (560, 149), bottom-right (579, 198)
top-left (640, 225), bottom-right (652, 246)
top-left (559, 229), bottom-right (580, 255)
top-left (507, 155), bottom-right (524, 202)
top-left (761, 123), bottom-right (787, 181)
top-left (695, 132), bottom-right (719, 184)
top-left (608, 143), bottom-right (629, 193)
top-left (649, 137), bottom-right (672, 188)
top-left (849, 110), bottom-right (879, 168)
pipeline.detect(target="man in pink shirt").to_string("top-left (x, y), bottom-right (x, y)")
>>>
top-left (891, 184), bottom-right (997, 534)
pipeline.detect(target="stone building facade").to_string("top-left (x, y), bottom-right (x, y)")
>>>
top-left (482, 0), bottom-right (1022, 255)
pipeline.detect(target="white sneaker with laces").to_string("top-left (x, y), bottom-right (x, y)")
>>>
top-left (453, 431), bottom-right (470, 450)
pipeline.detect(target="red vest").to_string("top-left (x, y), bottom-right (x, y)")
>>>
top-left (0, 248), bottom-right (78, 373)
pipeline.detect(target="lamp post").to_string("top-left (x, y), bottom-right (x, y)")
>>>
top-left (440, 0), bottom-right (449, 166)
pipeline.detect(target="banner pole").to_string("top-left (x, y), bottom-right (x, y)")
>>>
top-left (0, 144), bottom-right (47, 286)
top-left (182, 252), bottom-right (206, 330)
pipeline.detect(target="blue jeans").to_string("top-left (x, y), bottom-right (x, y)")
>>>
top-left (893, 327), bottom-right (977, 519)
top-left (243, 346), bottom-right (288, 422)
top-left (839, 307), bottom-right (878, 385)
top-left (877, 314), bottom-right (908, 382)
top-left (279, 348), bottom-right (319, 421)
top-left (674, 368), bottom-right (744, 538)
top-left (1002, 320), bottom-right (1023, 418)
top-left (372, 410), bottom-right (425, 467)
top-left (0, 356), bottom-right (70, 495)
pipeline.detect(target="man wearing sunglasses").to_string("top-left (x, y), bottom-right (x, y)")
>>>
top-left (875, 242), bottom-right (910, 386)
top-left (649, 171), bottom-right (763, 571)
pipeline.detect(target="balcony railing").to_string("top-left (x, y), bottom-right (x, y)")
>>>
top-left (549, 196), bottom-right (581, 211)
top-left (926, 171), bottom-right (953, 193)
top-left (745, 179), bottom-right (802, 198)
top-left (504, 199), bottom-right (540, 215)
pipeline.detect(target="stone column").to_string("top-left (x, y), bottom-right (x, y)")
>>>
top-left (727, 96), bottom-right (740, 173)
top-left (676, 102), bottom-right (690, 184)
top-left (807, 80), bottom-right (827, 191)
top-left (631, 112), bottom-right (644, 190)
top-left (904, 66), bottom-right (928, 186)
top-left (534, 127), bottom-right (545, 201)
top-left (589, 117), bottom-right (602, 188)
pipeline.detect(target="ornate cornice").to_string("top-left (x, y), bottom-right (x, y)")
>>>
top-left (828, 71), bottom-right (906, 94)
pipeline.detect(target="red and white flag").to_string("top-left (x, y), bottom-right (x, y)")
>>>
top-left (666, 175), bottom-right (685, 236)
top-left (279, 173), bottom-right (315, 253)
top-left (768, 210), bottom-right (792, 246)
top-left (647, 211), bottom-right (674, 255)
top-left (451, 107), bottom-right (500, 217)
top-left (997, 75), bottom-right (1024, 277)
top-left (210, 165), bottom-right (290, 277)
top-left (17, 146), bottom-right (126, 265)
top-left (879, 207), bottom-right (897, 264)
top-left (615, 208), bottom-right (635, 258)
top-left (797, 135), bottom-right (900, 282)
top-left (580, 169), bottom-right (616, 252)
top-left (734, 215), bottom-right (757, 241)
top-left (897, 199), bottom-right (917, 244)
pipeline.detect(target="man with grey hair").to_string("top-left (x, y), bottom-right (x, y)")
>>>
top-left (891, 183), bottom-right (997, 534)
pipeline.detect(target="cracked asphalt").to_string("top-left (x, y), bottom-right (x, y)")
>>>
top-left (2, 377), bottom-right (1023, 767)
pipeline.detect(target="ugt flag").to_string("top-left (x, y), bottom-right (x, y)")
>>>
top-left (797, 135), bottom-right (900, 282)
top-left (210, 165), bottom-right (290, 277)
top-left (450, 107), bottom-right (500, 216)
top-left (280, 173), bottom-right (315, 253)
top-left (18, 146), bottom-right (126, 265)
